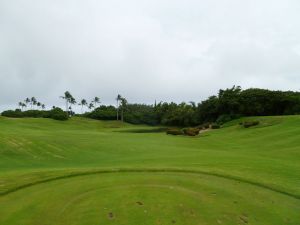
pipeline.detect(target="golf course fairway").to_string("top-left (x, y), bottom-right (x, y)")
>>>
top-left (0, 116), bottom-right (299, 224)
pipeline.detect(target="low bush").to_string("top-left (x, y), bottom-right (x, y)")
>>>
top-left (49, 108), bottom-right (68, 121)
top-left (183, 128), bottom-right (200, 136)
top-left (243, 120), bottom-right (260, 128)
top-left (23, 110), bottom-right (45, 118)
top-left (1, 108), bottom-right (68, 121)
top-left (211, 123), bottom-right (220, 129)
top-left (1, 109), bottom-right (23, 118)
top-left (202, 123), bottom-right (210, 129)
top-left (87, 106), bottom-right (117, 121)
top-left (216, 114), bottom-right (241, 125)
top-left (166, 129), bottom-right (183, 135)
top-left (195, 125), bottom-right (203, 130)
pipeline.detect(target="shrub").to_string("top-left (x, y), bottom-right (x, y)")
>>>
top-left (211, 123), bottom-right (220, 129)
top-left (243, 120), bottom-right (260, 128)
top-left (183, 128), bottom-right (200, 136)
top-left (87, 106), bottom-right (116, 121)
top-left (216, 114), bottom-right (241, 125)
top-left (1, 109), bottom-right (23, 118)
top-left (216, 114), bottom-right (232, 125)
top-left (202, 123), bottom-right (210, 129)
top-left (23, 110), bottom-right (45, 118)
top-left (49, 108), bottom-right (68, 121)
top-left (166, 129), bottom-right (183, 135)
top-left (195, 125), bottom-right (203, 130)
top-left (2, 108), bottom-right (68, 121)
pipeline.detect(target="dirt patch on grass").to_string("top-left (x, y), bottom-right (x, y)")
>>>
top-left (136, 201), bottom-right (143, 205)
top-left (108, 212), bottom-right (114, 219)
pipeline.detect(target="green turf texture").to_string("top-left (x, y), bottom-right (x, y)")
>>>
top-left (0, 116), bottom-right (299, 224)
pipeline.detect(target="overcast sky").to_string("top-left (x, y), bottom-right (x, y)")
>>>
top-left (1, 0), bottom-right (300, 111)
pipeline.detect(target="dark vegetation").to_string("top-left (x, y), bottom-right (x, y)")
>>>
top-left (182, 128), bottom-right (201, 136)
top-left (1, 108), bottom-right (68, 121)
top-left (2, 86), bottom-right (300, 125)
top-left (242, 120), bottom-right (260, 128)
top-left (166, 128), bottom-right (183, 135)
top-left (85, 86), bottom-right (300, 126)
top-left (211, 123), bottom-right (221, 129)
top-left (166, 128), bottom-right (201, 136)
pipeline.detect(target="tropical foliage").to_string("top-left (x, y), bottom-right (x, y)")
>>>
top-left (2, 87), bottom-right (300, 126)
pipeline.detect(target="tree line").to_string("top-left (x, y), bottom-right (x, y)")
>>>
top-left (2, 86), bottom-right (300, 125)
top-left (86, 86), bottom-right (300, 126)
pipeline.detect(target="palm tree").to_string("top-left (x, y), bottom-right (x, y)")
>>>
top-left (25, 98), bottom-right (30, 110)
top-left (22, 103), bottom-right (26, 111)
top-left (37, 102), bottom-right (41, 109)
top-left (78, 99), bottom-right (88, 114)
top-left (189, 101), bottom-right (196, 108)
top-left (18, 102), bottom-right (23, 111)
top-left (92, 97), bottom-right (100, 108)
top-left (70, 97), bottom-right (76, 108)
top-left (41, 104), bottom-right (45, 110)
top-left (69, 97), bottom-right (76, 116)
top-left (60, 91), bottom-right (75, 114)
top-left (120, 97), bottom-right (127, 122)
top-left (116, 94), bottom-right (122, 120)
top-left (88, 103), bottom-right (94, 111)
top-left (30, 97), bottom-right (37, 109)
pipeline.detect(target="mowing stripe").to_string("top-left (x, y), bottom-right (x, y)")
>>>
top-left (0, 168), bottom-right (299, 200)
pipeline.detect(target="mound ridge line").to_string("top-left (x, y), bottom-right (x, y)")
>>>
top-left (1, 168), bottom-right (299, 200)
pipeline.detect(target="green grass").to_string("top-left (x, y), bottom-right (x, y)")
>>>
top-left (0, 116), bottom-right (299, 224)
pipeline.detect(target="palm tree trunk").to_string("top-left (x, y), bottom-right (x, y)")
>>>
top-left (66, 101), bottom-right (69, 114)
top-left (116, 100), bottom-right (119, 120)
top-left (121, 108), bottom-right (124, 122)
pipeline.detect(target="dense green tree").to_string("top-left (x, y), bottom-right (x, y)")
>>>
top-left (87, 105), bottom-right (116, 120)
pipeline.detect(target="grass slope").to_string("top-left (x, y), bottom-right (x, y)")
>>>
top-left (0, 116), bottom-right (299, 224)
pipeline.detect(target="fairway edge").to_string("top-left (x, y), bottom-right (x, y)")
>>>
top-left (1, 168), bottom-right (299, 200)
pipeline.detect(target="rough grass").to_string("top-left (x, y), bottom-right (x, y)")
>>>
top-left (0, 115), bottom-right (299, 224)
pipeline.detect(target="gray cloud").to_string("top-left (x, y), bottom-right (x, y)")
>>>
top-left (1, 0), bottom-right (300, 111)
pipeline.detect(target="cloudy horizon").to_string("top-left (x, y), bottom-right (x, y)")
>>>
top-left (1, 0), bottom-right (300, 111)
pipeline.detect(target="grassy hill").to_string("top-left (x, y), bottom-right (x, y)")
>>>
top-left (0, 116), bottom-right (299, 224)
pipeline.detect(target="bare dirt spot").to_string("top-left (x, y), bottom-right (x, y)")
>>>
top-left (136, 201), bottom-right (143, 205)
top-left (239, 214), bottom-right (248, 224)
top-left (199, 128), bottom-right (211, 134)
top-left (108, 212), bottom-right (114, 219)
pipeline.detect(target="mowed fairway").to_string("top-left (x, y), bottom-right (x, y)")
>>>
top-left (0, 116), bottom-right (299, 224)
